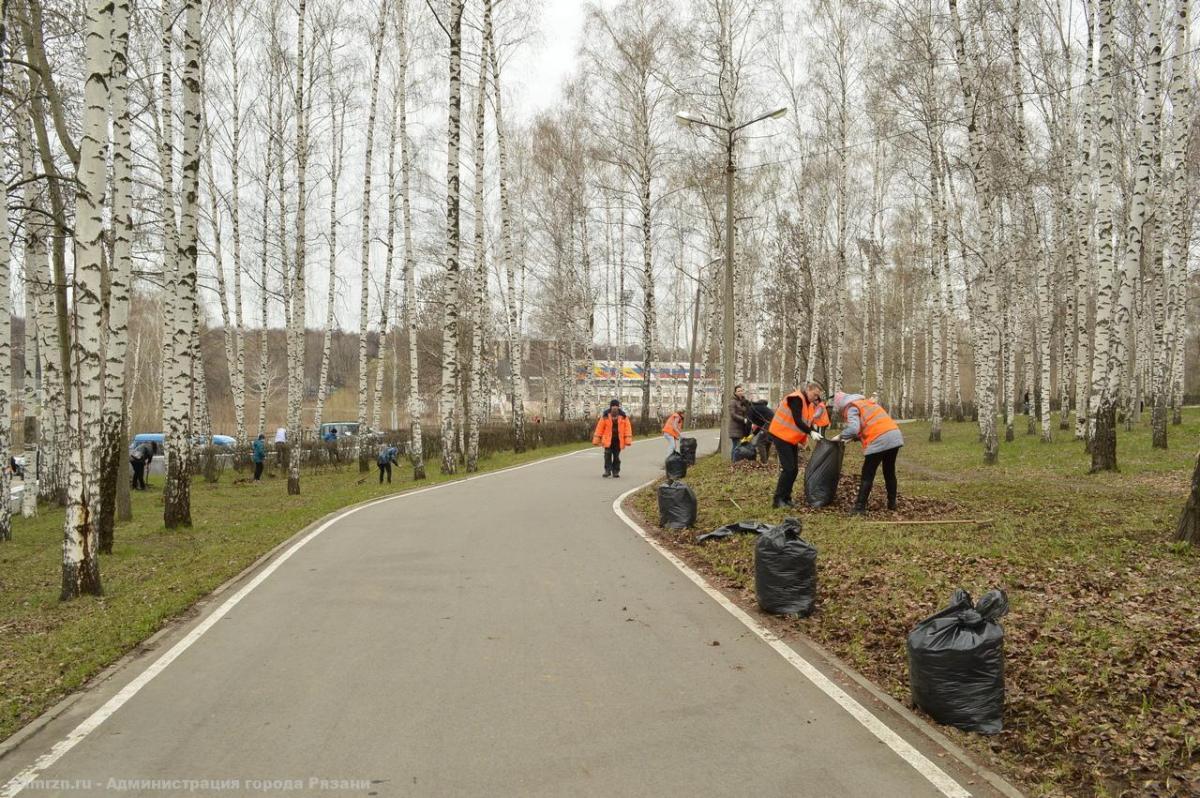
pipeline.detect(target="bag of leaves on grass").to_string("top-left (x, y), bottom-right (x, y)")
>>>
top-left (754, 517), bottom-right (818, 616)
top-left (733, 439), bottom-right (758, 463)
top-left (680, 437), bottom-right (698, 465)
top-left (658, 480), bottom-right (698, 529)
top-left (696, 520), bottom-right (771, 543)
top-left (907, 588), bottom-right (1010, 734)
top-left (665, 451), bottom-right (688, 479)
top-left (804, 438), bottom-right (844, 508)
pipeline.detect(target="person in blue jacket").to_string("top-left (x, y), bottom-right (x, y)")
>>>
top-left (252, 434), bottom-right (267, 482)
top-left (377, 445), bottom-right (400, 484)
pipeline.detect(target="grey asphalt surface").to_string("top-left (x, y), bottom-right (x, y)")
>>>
top-left (0, 434), bottom-right (999, 797)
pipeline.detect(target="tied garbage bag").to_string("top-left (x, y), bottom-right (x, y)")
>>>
top-left (665, 452), bottom-right (688, 479)
top-left (733, 440), bottom-right (758, 463)
top-left (907, 588), bottom-right (1010, 734)
top-left (804, 438), bottom-right (844, 508)
top-left (658, 480), bottom-right (697, 529)
top-left (680, 437), bottom-right (698, 466)
top-left (754, 517), bottom-right (818, 616)
top-left (696, 519), bottom-right (771, 543)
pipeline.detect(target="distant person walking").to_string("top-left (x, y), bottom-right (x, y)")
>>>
top-left (833, 391), bottom-right (904, 516)
top-left (767, 382), bottom-right (826, 509)
top-left (252, 434), bottom-right (267, 482)
top-left (377, 445), bottom-right (399, 484)
top-left (662, 410), bottom-right (684, 454)
top-left (728, 384), bottom-right (751, 460)
top-left (593, 399), bottom-right (633, 478)
top-left (274, 427), bottom-right (288, 471)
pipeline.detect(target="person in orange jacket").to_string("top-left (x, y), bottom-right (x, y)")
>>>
top-left (833, 391), bottom-right (904, 515)
top-left (767, 381), bottom-right (826, 508)
top-left (662, 410), bottom-right (684, 455)
top-left (593, 399), bottom-right (634, 478)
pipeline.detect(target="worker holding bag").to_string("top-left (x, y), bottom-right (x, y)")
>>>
top-left (767, 381), bottom-right (826, 509)
top-left (833, 391), bottom-right (904, 515)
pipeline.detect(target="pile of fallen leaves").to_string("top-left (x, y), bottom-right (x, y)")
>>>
top-left (635, 446), bottom-right (1200, 797)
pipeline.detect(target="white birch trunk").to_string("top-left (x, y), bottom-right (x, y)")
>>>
top-left (315, 60), bottom-right (345, 432)
top-left (372, 72), bottom-right (402, 434)
top-left (486, 0), bottom-right (525, 452)
top-left (164, 0), bottom-right (201, 526)
top-left (287, 0), bottom-right (309, 495)
top-left (466, 30), bottom-right (489, 473)
top-left (397, 0), bottom-right (424, 479)
top-left (358, 1), bottom-right (388, 466)
top-left (62, 0), bottom-right (111, 596)
top-left (226, 5), bottom-right (247, 442)
top-left (1088, 0), bottom-right (1120, 471)
top-left (98, 0), bottom-right (134, 548)
top-left (439, 0), bottom-right (465, 475)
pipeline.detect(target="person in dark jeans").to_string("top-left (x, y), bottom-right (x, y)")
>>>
top-left (252, 434), bottom-right (267, 481)
top-left (129, 443), bottom-right (152, 490)
top-left (833, 391), bottom-right (904, 515)
top-left (592, 399), bottom-right (633, 478)
top-left (767, 382), bottom-right (825, 508)
top-left (378, 445), bottom-right (399, 483)
top-left (728, 384), bottom-right (751, 460)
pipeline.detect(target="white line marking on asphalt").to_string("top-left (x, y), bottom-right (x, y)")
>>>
top-left (1, 444), bottom-right (598, 798)
top-left (612, 483), bottom-right (973, 798)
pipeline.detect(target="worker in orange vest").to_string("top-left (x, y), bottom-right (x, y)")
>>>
top-left (833, 391), bottom-right (904, 515)
top-left (593, 399), bottom-right (634, 478)
top-left (662, 410), bottom-right (684, 455)
top-left (767, 381), bottom-right (826, 509)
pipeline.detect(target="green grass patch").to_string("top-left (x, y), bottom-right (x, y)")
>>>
top-left (0, 439), bottom-right (593, 745)
top-left (632, 411), bottom-right (1200, 797)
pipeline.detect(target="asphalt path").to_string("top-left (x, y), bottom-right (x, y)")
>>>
top-left (0, 434), bottom-right (1009, 797)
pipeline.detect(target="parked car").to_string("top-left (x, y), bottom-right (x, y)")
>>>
top-left (318, 422), bottom-right (368, 440)
top-left (131, 433), bottom-right (236, 476)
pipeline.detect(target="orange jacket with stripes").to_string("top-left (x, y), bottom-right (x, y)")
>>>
top-left (662, 412), bottom-right (683, 439)
top-left (593, 412), bottom-right (634, 450)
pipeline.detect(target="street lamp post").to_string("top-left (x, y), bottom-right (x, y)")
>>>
top-left (677, 106), bottom-right (787, 453)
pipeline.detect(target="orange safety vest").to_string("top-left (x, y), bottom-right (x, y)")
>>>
top-left (768, 391), bottom-right (814, 445)
top-left (593, 413), bottom-right (634, 450)
top-left (662, 413), bottom-right (683, 439)
top-left (842, 399), bottom-right (899, 449)
top-left (808, 401), bottom-right (830, 430)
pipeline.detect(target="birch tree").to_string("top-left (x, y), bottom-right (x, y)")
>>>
top-left (466, 28), bottom-right (489, 473)
top-left (438, 0), bottom-right (466, 475)
top-left (62, 0), bottom-right (112, 597)
top-left (287, 0), bottom-right (310, 496)
top-left (398, 0), bottom-right (425, 479)
top-left (485, 0), bottom-right (525, 453)
top-left (163, 0), bottom-right (202, 527)
top-left (98, 0), bottom-right (135, 551)
top-left (358, 0), bottom-right (388, 468)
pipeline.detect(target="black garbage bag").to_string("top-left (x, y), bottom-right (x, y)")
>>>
top-left (665, 452), bottom-right (688, 479)
top-left (695, 519), bottom-right (771, 543)
top-left (680, 437), bottom-right (698, 465)
top-left (733, 440), bottom-right (758, 463)
top-left (907, 588), bottom-right (1010, 734)
top-left (658, 480), bottom-right (697, 529)
top-left (804, 438), bottom-right (844, 508)
top-left (754, 517), bottom-right (818, 616)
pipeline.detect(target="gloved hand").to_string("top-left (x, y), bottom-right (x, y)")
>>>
top-left (810, 430), bottom-right (823, 442)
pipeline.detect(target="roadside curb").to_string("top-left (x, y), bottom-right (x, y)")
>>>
top-left (616, 485), bottom-right (1025, 798)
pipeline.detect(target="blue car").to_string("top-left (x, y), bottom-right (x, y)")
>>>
top-left (131, 433), bottom-right (236, 456)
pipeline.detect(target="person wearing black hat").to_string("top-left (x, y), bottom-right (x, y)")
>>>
top-left (592, 399), bottom-right (633, 478)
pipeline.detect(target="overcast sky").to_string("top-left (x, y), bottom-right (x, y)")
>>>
top-left (506, 0), bottom-right (590, 122)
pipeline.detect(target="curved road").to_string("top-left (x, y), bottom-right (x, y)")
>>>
top-left (1, 435), bottom-right (1010, 797)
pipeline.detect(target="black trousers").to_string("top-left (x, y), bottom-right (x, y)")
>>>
top-left (771, 434), bottom-right (800, 504)
top-left (856, 446), bottom-right (901, 509)
top-left (130, 460), bottom-right (146, 490)
top-left (379, 463), bottom-right (392, 483)
top-left (253, 461), bottom-right (264, 481)
top-left (604, 447), bottom-right (622, 475)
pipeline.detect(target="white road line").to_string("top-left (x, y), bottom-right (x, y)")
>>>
top-left (612, 483), bottom-right (973, 798)
top-left (0, 444), bottom-right (596, 798)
